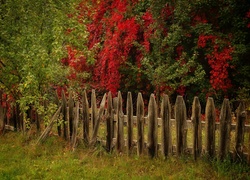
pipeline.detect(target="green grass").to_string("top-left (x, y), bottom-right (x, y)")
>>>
top-left (0, 132), bottom-right (250, 180)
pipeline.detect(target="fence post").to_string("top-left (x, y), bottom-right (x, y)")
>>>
top-left (68, 92), bottom-right (74, 141)
top-left (91, 89), bottom-right (97, 132)
top-left (218, 98), bottom-right (232, 160)
top-left (137, 92), bottom-right (144, 156)
top-left (161, 94), bottom-right (172, 158)
top-left (61, 90), bottom-right (68, 140)
top-left (106, 91), bottom-right (114, 152)
top-left (191, 96), bottom-right (202, 160)
top-left (205, 97), bottom-right (216, 158)
top-left (175, 95), bottom-right (187, 156)
top-left (234, 102), bottom-right (246, 161)
top-left (90, 93), bottom-right (106, 147)
top-left (82, 90), bottom-right (89, 145)
top-left (127, 92), bottom-right (133, 155)
top-left (148, 94), bottom-right (158, 158)
top-left (116, 91), bottom-right (124, 153)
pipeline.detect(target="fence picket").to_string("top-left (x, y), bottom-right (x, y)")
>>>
top-left (127, 92), bottom-right (133, 155)
top-left (192, 96), bottom-right (202, 160)
top-left (106, 91), bottom-right (114, 152)
top-left (234, 102), bottom-right (246, 160)
top-left (175, 95), bottom-right (187, 156)
top-left (116, 91), bottom-right (124, 152)
top-left (91, 89), bottom-right (97, 132)
top-left (82, 90), bottom-right (89, 145)
top-left (148, 94), bottom-right (158, 158)
top-left (161, 94), bottom-right (172, 157)
top-left (218, 99), bottom-right (232, 160)
top-left (61, 90), bottom-right (68, 140)
top-left (205, 97), bottom-right (216, 157)
top-left (137, 92), bottom-right (144, 156)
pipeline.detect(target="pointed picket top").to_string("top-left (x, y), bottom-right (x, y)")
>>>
top-left (191, 96), bottom-right (202, 160)
top-left (218, 98), bottom-right (232, 160)
top-left (126, 92), bottom-right (133, 155)
top-left (148, 94), bottom-right (158, 158)
top-left (161, 94), bottom-right (172, 157)
top-left (116, 91), bottom-right (124, 153)
top-left (175, 95), bottom-right (187, 156)
top-left (82, 90), bottom-right (89, 144)
top-left (136, 92), bottom-right (144, 155)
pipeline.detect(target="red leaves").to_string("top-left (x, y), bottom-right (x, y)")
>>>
top-left (198, 34), bottom-right (233, 92)
top-left (87, 0), bottom-right (140, 95)
top-left (198, 35), bottom-right (216, 48)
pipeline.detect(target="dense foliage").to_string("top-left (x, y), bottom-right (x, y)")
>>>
top-left (63, 0), bottom-right (250, 105)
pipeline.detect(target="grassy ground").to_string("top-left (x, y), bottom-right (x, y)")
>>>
top-left (0, 132), bottom-right (249, 180)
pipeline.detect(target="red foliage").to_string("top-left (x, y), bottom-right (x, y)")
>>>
top-left (85, 0), bottom-right (140, 95)
top-left (198, 35), bottom-right (233, 92)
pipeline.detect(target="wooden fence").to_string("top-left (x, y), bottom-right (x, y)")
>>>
top-left (47, 89), bottom-right (250, 163)
top-left (1, 89), bottom-right (249, 163)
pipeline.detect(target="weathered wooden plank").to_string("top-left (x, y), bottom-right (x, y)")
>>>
top-left (90, 93), bottom-right (106, 147)
top-left (218, 98), bottom-right (232, 160)
top-left (116, 91), bottom-right (124, 153)
top-left (148, 94), bottom-right (158, 158)
top-left (161, 94), bottom-right (172, 158)
top-left (191, 96), bottom-right (202, 160)
top-left (126, 92), bottom-right (133, 155)
top-left (61, 90), bottom-right (68, 140)
top-left (234, 102), bottom-right (246, 161)
top-left (68, 92), bottom-right (74, 141)
top-left (82, 90), bottom-right (89, 145)
top-left (205, 97), bottom-right (216, 158)
top-left (91, 89), bottom-right (97, 132)
top-left (136, 92), bottom-right (144, 155)
top-left (175, 95), bottom-right (187, 156)
top-left (72, 101), bottom-right (79, 150)
top-left (106, 91), bottom-right (114, 152)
